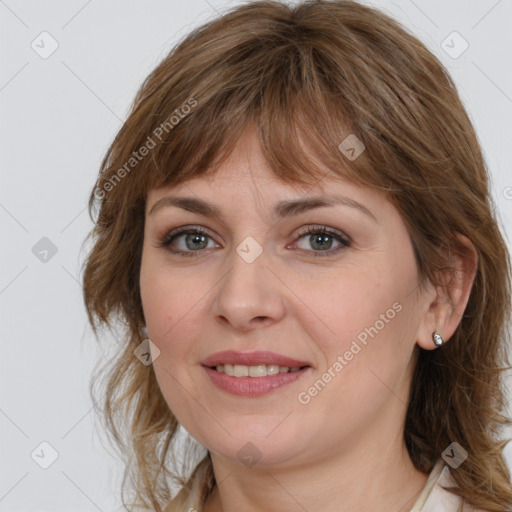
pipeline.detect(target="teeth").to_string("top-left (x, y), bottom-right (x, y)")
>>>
top-left (249, 365), bottom-right (266, 377)
top-left (215, 364), bottom-right (303, 377)
top-left (233, 364), bottom-right (249, 377)
top-left (267, 365), bottom-right (279, 375)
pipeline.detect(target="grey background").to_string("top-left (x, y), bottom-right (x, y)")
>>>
top-left (1, 0), bottom-right (512, 510)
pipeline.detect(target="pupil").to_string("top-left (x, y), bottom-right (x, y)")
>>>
top-left (187, 233), bottom-right (207, 250)
top-left (311, 234), bottom-right (331, 250)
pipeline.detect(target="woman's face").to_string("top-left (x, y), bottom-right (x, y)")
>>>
top-left (139, 126), bottom-right (435, 469)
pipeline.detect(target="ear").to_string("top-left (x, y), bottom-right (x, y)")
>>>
top-left (416, 234), bottom-right (478, 350)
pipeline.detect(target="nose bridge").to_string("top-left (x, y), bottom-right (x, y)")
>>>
top-left (212, 237), bottom-right (285, 329)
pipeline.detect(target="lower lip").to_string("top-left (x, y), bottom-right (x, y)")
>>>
top-left (202, 366), bottom-right (311, 397)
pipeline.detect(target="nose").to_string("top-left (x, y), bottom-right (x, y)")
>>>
top-left (211, 243), bottom-right (286, 332)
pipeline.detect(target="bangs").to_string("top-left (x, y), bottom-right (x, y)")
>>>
top-left (127, 32), bottom-right (383, 201)
top-left (91, 0), bottom-right (447, 215)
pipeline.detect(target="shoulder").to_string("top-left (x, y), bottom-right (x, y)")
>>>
top-left (163, 481), bottom-right (204, 512)
top-left (417, 459), bottom-right (490, 512)
top-left (163, 458), bottom-right (212, 512)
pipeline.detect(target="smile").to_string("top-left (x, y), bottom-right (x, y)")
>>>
top-left (201, 350), bottom-right (313, 397)
top-left (214, 364), bottom-right (304, 377)
top-left (202, 365), bottom-right (311, 397)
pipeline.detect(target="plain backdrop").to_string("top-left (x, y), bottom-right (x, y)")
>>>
top-left (1, 0), bottom-right (512, 510)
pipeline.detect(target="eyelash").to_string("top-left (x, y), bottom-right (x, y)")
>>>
top-left (158, 225), bottom-right (351, 258)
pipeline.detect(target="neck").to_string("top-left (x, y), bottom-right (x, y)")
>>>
top-left (203, 436), bottom-right (429, 512)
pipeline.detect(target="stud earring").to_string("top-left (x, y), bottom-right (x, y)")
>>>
top-left (432, 331), bottom-right (444, 348)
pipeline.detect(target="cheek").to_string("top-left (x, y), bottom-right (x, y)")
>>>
top-left (140, 248), bottom-right (187, 333)
top-left (290, 265), bottom-right (389, 345)
top-left (140, 267), bottom-right (175, 342)
top-left (139, 258), bottom-right (207, 431)
top-left (295, 264), bottom-right (414, 378)
top-left (139, 253), bottom-right (210, 365)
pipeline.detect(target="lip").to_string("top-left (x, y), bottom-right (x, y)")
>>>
top-left (200, 350), bottom-right (313, 398)
top-left (202, 366), bottom-right (312, 397)
top-left (201, 350), bottom-right (312, 369)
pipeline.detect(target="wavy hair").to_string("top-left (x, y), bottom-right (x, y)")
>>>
top-left (82, 0), bottom-right (512, 510)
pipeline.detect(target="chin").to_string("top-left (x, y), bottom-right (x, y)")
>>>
top-left (193, 422), bottom-right (314, 469)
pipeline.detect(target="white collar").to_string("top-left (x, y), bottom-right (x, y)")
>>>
top-left (408, 458), bottom-right (484, 512)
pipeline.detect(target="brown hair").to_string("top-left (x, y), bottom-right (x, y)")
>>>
top-left (82, 0), bottom-right (512, 510)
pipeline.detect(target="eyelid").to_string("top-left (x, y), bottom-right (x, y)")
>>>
top-left (156, 226), bottom-right (219, 258)
top-left (294, 224), bottom-right (350, 242)
top-left (157, 223), bottom-right (353, 259)
top-left (158, 224), bottom-right (215, 245)
top-left (290, 225), bottom-right (351, 256)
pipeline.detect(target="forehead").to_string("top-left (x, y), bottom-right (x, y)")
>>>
top-left (147, 125), bottom-right (371, 201)
top-left (146, 166), bottom-right (391, 231)
top-left (145, 122), bottom-right (394, 226)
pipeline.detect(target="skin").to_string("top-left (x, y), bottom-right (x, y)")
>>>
top-left (139, 125), bottom-right (477, 512)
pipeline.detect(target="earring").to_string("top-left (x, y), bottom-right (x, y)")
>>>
top-left (140, 324), bottom-right (148, 339)
top-left (432, 331), bottom-right (444, 348)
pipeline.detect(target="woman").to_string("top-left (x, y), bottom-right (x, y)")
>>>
top-left (82, 1), bottom-right (512, 511)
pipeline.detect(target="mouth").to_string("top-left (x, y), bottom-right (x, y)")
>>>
top-left (201, 350), bottom-right (312, 374)
top-left (200, 350), bottom-right (313, 397)
top-left (209, 363), bottom-right (310, 377)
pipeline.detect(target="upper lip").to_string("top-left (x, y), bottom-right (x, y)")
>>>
top-left (201, 350), bottom-right (312, 368)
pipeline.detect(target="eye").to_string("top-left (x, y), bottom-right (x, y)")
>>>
top-left (158, 226), bottom-right (219, 257)
top-left (158, 224), bottom-right (351, 258)
top-left (292, 225), bottom-right (351, 257)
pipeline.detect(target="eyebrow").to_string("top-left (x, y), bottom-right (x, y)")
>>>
top-left (148, 194), bottom-right (378, 222)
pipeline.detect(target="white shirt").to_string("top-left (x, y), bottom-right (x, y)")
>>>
top-left (409, 458), bottom-right (487, 512)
